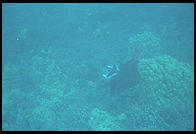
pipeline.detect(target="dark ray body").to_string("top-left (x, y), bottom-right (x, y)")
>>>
top-left (109, 59), bottom-right (141, 101)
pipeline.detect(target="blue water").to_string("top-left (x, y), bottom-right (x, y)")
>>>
top-left (2, 3), bottom-right (194, 131)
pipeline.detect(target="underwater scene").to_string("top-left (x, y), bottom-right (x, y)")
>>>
top-left (2, 3), bottom-right (194, 131)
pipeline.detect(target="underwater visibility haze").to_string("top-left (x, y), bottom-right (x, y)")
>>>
top-left (2, 3), bottom-right (194, 131)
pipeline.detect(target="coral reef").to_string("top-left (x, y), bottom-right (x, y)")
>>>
top-left (136, 55), bottom-right (194, 130)
top-left (138, 55), bottom-right (194, 107)
top-left (2, 4), bottom-right (193, 131)
top-left (88, 108), bottom-right (120, 131)
top-left (128, 31), bottom-right (162, 59)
